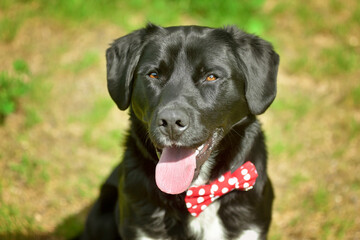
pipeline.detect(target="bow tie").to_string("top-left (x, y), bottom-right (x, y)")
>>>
top-left (185, 161), bottom-right (258, 217)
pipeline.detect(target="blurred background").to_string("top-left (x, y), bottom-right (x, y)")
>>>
top-left (0, 0), bottom-right (359, 239)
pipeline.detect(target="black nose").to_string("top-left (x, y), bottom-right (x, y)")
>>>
top-left (158, 108), bottom-right (189, 140)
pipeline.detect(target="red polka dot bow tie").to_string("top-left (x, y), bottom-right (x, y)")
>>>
top-left (185, 161), bottom-right (258, 217)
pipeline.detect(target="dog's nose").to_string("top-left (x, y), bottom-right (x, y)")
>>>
top-left (158, 109), bottom-right (189, 139)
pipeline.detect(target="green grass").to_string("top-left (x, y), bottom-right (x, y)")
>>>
top-left (289, 47), bottom-right (360, 79)
top-left (272, 93), bottom-right (312, 120)
top-left (319, 45), bottom-right (360, 76)
top-left (68, 50), bottom-right (100, 73)
top-left (0, 69), bottom-right (29, 123)
top-left (13, 59), bottom-right (30, 75)
top-left (268, 91), bottom-right (313, 161)
top-left (350, 117), bottom-right (360, 140)
top-left (321, 219), bottom-right (354, 240)
top-left (290, 173), bottom-right (309, 187)
top-left (0, 18), bottom-right (22, 42)
top-left (69, 97), bottom-right (125, 151)
top-left (93, 129), bottom-right (124, 151)
top-left (277, 0), bottom-right (360, 80)
top-left (0, 203), bottom-right (21, 233)
top-left (72, 98), bottom-right (114, 126)
top-left (1, 0), bottom-right (270, 40)
top-left (8, 155), bottom-right (49, 186)
top-left (24, 107), bottom-right (42, 129)
top-left (0, 59), bottom-right (46, 127)
top-left (351, 86), bottom-right (360, 106)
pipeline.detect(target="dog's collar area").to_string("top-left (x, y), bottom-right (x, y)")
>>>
top-left (185, 161), bottom-right (258, 217)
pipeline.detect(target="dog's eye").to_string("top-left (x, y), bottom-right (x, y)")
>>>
top-left (206, 74), bottom-right (218, 81)
top-left (148, 72), bottom-right (159, 79)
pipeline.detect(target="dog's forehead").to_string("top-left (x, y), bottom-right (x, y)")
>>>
top-left (142, 27), bottom-right (232, 64)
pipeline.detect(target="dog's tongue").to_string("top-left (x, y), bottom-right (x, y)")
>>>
top-left (155, 147), bottom-right (196, 195)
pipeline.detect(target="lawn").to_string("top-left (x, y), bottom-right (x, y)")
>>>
top-left (0, 0), bottom-right (359, 239)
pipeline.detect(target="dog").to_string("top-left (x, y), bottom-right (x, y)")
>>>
top-left (77, 24), bottom-right (279, 240)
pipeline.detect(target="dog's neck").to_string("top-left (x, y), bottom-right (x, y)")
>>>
top-left (229, 115), bottom-right (263, 171)
top-left (206, 115), bottom-right (264, 183)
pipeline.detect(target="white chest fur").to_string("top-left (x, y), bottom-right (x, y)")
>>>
top-left (188, 201), bottom-right (225, 239)
top-left (136, 202), bottom-right (260, 240)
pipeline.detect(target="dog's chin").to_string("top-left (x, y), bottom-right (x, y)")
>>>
top-left (154, 129), bottom-right (223, 194)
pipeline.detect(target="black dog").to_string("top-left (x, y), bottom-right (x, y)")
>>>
top-left (77, 24), bottom-right (279, 240)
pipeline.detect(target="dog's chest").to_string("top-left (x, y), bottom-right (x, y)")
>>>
top-left (188, 201), bottom-right (225, 239)
top-left (135, 201), bottom-right (261, 240)
top-left (135, 202), bottom-right (225, 240)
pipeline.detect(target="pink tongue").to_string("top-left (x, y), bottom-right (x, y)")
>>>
top-left (155, 147), bottom-right (196, 194)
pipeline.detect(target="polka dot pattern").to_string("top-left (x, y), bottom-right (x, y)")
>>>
top-left (185, 161), bottom-right (258, 217)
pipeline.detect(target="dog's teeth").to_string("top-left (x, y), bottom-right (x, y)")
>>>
top-left (195, 149), bottom-right (200, 156)
top-left (197, 144), bottom-right (204, 151)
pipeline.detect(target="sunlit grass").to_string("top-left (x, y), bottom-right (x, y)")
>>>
top-left (8, 155), bottom-right (50, 186)
top-left (68, 50), bottom-right (100, 74)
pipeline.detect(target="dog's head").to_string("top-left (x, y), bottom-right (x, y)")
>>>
top-left (106, 24), bottom-right (279, 194)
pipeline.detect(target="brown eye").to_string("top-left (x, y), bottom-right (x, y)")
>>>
top-left (206, 74), bottom-right (217, 81)
top-left (148, 72), bottom-right (159, 79)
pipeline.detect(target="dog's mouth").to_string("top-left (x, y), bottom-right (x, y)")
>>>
top-left (154, 131), bottom-right (219, 195)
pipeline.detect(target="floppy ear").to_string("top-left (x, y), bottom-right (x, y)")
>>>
top-left (226, 27), bottom-right (280, 115)
top-left (106, 29), bottom-right (145, 110)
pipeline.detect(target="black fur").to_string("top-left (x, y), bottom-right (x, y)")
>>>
top-left (77, 24), bottom-right (279, 240)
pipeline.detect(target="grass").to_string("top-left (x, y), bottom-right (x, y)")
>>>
top-left (291, 44), bottom-right (360, 78)
top-left (71, 98), bottom-right (114, 126)
top-left (0, 18), bottom-right (22, 42)
top-left (0, 0), bottom-right (360, 240)
top-left (350, 86), bottom-right (360, 106)
top-left (24, 107), bottom-right (42, 129)
top-left (0, 64), bottom-right (29, 123)
top-left (272, 0), bottom-right (360, 80)
top-left (8, 155), bottom-right (49, 186)
top-left (0, 0), bottom-right (270, 37)
top-left (67, 50), bottom-right (100, 74)
top-left (0, 203), bottom-right (21, 233)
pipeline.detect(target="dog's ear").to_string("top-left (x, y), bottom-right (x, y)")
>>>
top-left (226, 26), bottom-right (280, 115)
top-left (106, 30), bottom-right (143, 110)
top-left (106, 24), bottom-right (161, 110)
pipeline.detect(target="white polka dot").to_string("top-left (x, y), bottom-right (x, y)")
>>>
top-left (186, 202), bottom-right (192, 208)
top-left (244, 174), bottom-right (251, 181)
top-left (191, 213), bottom-right (197, 217)
top-left (211, 184), bottom-right (218, 193)
top-left (235, 183), bottom-right (240, 189)
top-left (222, 188), bottom-right (229, 194)
top-left (198, 188), bottom-right (205, 196)
top-left (241, 169), bottom-right (248, 175)
top-left (243, 182), bottom-right (250, 189)
top-left (228, 177), bottom-right (238, 185)
top-left (186, 190), bottom-right (193, 196)
top-left (192, 205), bottom-right (197, 209)
top-left (218, 175), bottom-right (225, 182)
top-left (197, 197), bottom-right (204, 204)
top-left (201, 205), bottom-right (207, 210)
